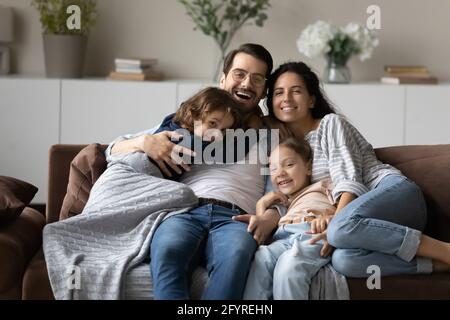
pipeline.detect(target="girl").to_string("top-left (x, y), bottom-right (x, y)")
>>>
top-left (244, 137), bottom-right (337, 299)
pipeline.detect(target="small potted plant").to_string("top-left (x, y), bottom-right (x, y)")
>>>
top-left (31, 0), bottom-right (97, 78)
top-left (297, 20), bottom-right (379, 84)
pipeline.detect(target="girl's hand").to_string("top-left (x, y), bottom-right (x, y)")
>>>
top-left (256, 192), bottom-right (289, 215)
top-left (307, 216), bottom-right (333, 234)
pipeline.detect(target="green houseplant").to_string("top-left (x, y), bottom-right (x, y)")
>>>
top-left (179, 0), bottom-right (271, 80)
top-left (31, 0), bottom-right (98, 78)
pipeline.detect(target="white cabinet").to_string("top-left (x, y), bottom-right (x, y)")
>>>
top-left (405, 86), bottom-right (450, 145)
top-left (0, 78), bottom-right (60, 203)
top-left (177, 82), bottom-right (214, 108)
top-left (61, 80), bottom-right (178, 144)
top-left (325, 84), bottom-right (405, 148)
top-left (1, 77), bottom-right (449, 204)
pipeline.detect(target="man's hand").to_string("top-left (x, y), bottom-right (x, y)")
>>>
top-left (256, 192), bottom-right (288, 215)
top-left (139, 131), bottom-right (195, 177)
top-left (309, 231), bottom-right (335, 258)
top-left (233, 209), bottom-right (280, 245)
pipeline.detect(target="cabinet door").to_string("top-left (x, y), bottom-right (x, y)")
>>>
top-left (324, 85), bottom-right (405, 148)
top-left (61, 80), bottom-right (178, 144)
top-left (0, 78), bottom-right (60, 203)
top-left (405, 86), bottom-right (450, 145)
top-left (177, 82), bottom-right (215, 108)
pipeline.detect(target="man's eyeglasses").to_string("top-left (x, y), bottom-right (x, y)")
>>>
top-left (231, 69), bottom-right (267, 88)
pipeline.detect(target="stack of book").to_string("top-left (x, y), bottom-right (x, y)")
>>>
top-left (108, 58), bottom-right (164, 81)
top-left (381, 66), bottom-right (438, 84)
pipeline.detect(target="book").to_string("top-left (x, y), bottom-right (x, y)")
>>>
top-left (384, 72), bottom-right (432, 79)
top-left (114, 58), bottom-right (158, 67)
top-left (108, 70), bottom-right (164, 81)
top-left (384, 65), bottom-right (428, 74)
top-left (115, 66), bottom-right (153, 74)
top-left (381, 76), bottom-right (438, 85)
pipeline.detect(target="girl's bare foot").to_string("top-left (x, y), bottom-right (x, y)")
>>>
top-left (417, 235), bottom-right (450, 266)
top-left (432, 260), bottom-right (450, 273)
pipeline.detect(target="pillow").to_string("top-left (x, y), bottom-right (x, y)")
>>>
top-left (59, 143), bottom-right (107, 220)
top-left (0, 176), bottom-right (38, 225)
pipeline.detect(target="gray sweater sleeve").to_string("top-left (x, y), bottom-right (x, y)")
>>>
top-left (105, 125), bottom-right (160, 163)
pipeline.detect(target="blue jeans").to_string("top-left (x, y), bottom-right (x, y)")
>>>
top-left (150, 204), bottom-right (257, 300)
top-left (327, 174), bottom-right (432, 277)
top-left (244, 222), bottom-right (330, 300)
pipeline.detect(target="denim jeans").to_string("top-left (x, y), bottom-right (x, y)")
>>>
top-left (150, 204), bottom-right (257, 300)
top-left (327, 174), bottom-right (432, 277)
top-left (244, 222), bottom-right (330, 300)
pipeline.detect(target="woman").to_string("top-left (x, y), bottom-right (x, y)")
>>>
top-left (264, 61), bottom-right (450, 277)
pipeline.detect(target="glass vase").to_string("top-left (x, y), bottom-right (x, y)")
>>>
top-left (323, 55), bottom-right (351, 84)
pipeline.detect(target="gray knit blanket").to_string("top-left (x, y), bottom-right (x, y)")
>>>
top-left (43, 152), bottom-right (198, 300)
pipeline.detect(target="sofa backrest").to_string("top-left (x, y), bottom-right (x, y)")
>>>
top-left (47, 144), bottom-right (450, 241)
top-left (375, 145), bottom-right (450, 242)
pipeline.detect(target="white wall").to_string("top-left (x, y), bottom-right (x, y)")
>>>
top-left (1, 0), bottom-right (450, 82)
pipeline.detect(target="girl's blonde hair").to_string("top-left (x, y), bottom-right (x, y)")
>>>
top-left (173, 87), bottom-right (242, 132)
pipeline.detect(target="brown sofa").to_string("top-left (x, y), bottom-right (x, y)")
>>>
top-left (0, 178), bottom-right (45, 299)
top-left (21, 143), bottom-right (450, 299)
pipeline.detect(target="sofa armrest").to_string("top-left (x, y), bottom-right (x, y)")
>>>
top-left (0, 207), bottom-right (45, 299)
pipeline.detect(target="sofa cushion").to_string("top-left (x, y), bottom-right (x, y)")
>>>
top-left (0, 207), bottom-right (45, 299)
top-left (59, 144), bottom-right (107, 220)
top-left (0, 176), bottom-right (38, 226)
top-left (376, 145), bottom-right (450, 242)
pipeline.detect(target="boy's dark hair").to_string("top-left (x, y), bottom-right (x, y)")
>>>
top-left (223, 43), bottom-right (273, 79)
top-left (173, 87), bottom-right (242, 132)
top-left (277, 137), bottom-right (312, 163)
top-left (267, 61), bottom-right (336, 119)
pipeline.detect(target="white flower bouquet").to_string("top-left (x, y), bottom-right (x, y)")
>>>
top-left (297, 20), bottom-right (379, 65)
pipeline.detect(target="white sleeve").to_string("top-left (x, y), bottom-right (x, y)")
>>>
top-left (323, 115), bottom-right (370, 201)
top-left (105, 124), bottom-right (160, 163)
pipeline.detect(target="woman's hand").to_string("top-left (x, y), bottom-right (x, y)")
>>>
top-left (233, 209), bottom-right (280, 245)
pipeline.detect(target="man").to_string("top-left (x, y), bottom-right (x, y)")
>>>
top-left (106, 43), bottom-right (280, 299)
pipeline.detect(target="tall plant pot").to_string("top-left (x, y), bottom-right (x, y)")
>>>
top-left (43, 34), bottom-right (87, 78)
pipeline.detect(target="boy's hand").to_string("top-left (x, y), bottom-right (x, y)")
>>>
top-left (309, 231), bottom-right (335, 257)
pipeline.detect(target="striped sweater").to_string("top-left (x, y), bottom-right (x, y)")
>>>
top-left (304, 114), bottom-right (401, 202)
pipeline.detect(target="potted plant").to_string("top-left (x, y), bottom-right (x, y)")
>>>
top-left (31, 0), bottom-right (97, 78)
top-left (297, 20), bottom-right (379, 84)
top-left (179, 0), bottom-right (271, 81)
